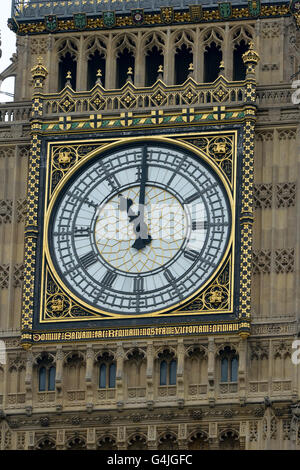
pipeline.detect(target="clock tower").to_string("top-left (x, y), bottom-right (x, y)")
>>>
top-left (0, 0), bottom-right (299, 450)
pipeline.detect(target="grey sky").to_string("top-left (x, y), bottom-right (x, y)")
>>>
top-left (0, 1), bottom-right (17, 102)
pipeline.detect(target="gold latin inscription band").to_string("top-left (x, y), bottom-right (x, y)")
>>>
top-left (33, 321), bottom-right (243, 344)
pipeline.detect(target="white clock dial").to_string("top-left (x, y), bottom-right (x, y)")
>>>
top-left (48, 143), bottom-right (231, 316)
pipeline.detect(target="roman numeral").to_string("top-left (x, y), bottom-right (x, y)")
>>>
top-left (134, 277), bottom-right (144, 293)
top-left (101, 270), bottom-right (117, 288)
top-left (84, 198), bottom-right (98, 210)
top-left (184, 249), bottom-right (199, 261)
top-left (185, 193), bottom-right (200, 204)
top-left (79, 251), bottom-right (98, 269)
top-left (164, 269), bottom-right (176, 284)
top-left (74, 227), bottom-right (91, 238)
top-left (192, 221), bottom-right (208, 230)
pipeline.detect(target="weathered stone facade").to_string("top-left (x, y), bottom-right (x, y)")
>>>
top-left (0, 0), bottom-right (299, 450)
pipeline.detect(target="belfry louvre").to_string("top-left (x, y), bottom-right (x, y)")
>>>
top-left (0, 0), bottom-right (299, 450)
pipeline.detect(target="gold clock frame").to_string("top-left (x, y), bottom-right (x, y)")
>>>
top-left (41, 133), bottom-right (236, 322)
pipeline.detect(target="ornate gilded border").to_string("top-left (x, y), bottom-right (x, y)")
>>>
top-left (10, 3), bottom-right (290, 35)
top-left (40, 133), bottom-right (236, 322)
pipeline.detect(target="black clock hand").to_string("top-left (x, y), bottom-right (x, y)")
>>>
top-left (132, 145), bottom-right (152, 250)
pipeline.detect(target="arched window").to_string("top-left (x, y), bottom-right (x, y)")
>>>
top-left (99, 363), bottom-right (107, 388)
top-left (233, 40), bottom-right (249, 81)
top-left (37, 354), bottom-right (56, 392)
top-left (109, 363), bottom-right (116, 388)
top-left (219, 347), bottom-right (239, 383)
top-left (116, 48), bottom-right (134, 88)
top-left (57, 40), bottom-right (78, 91)
top-left (158, 350), bottom-right (177, 386)
top-left (88, 50), bottom-right (106, 89)
top-left (39, 367), bottom-right (46, 392)
top-left (160, 360), bottom-right (167, 386)
top-left (158, 433), bottom-right (178, 450)
top-left (48, 366), bottom-right (56, 391)
top-left (58, 51), bottom-right (77, 90)
top-left (169, 360), bottom-right (177, 385)
top-left (145, 46), bottom-right (163, 87)
top-left (220, 430), bottom-right (240, 450)
top-left (204, 42), bottom-right (222, 83)
top-left (175, 44), bottom-right (193, 84)
top-left (98, 352), bottom-right (116, 389)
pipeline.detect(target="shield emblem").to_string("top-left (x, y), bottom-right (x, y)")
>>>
top-left (131, 9), bottom-right (144, 25)
top-left (248, 0), bottom-right (261, 16)
top-left (189, 5), bottom-right (203, 21)
top-left (45, 15), bottom-right (58, 32)
top-left (290, 0), bottom-right (300, 13)
top-left (73, 13), bottom-right (87, 30)
top-left (161, 7), bottom-right (174, 24)
top-left (218, 3), bottom-right (232, 19)
top-left (103, 11), bottom-right (116, 28)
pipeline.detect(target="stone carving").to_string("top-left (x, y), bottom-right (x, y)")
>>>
top-left (0, 264), bottom-right (10, 289)
top-left (261, 21), bottom-right (282, 39)
top-left (275, 249), bottom-right (294, 273)
top-left (13, 264), bottom-right (24, 288)
top-left (0, 200), bottom-right (13, 224)
top-left (252, 250), bottom-right (271, 274)
top-left (253, 184), bottom-right (272, 209)
top-left (16, 199), bottom-right (28, 223)
top-left (276, 183), bottom-right (296, 208)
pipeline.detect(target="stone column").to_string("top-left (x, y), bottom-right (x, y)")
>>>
top-left (116, 343), bottom-right (124, 405)
top-left (223, 23), bottom-right (231, 80)
top-left (146, 342), bottom-right (154, 403)
top-left (207, 337), bottom-right (215, 404)
top-left (238, 337), bottom-right (247, 404)
top-left (87, 428), bottom-right (96, 450)
top-left (209, 422), bottom-right (219, 450)
top-left (77, 35), bottom-right (85, 91)
top-left (105, 33), bottom-right (115, 89)
top-left (194, 27), bottom-right (202, 83)
top-left (178, 423), bottom-right (187, 450)
top-left (164, 30), bottom-right (174, 85)
top-left (55, 347), bottom-right (64, 411)
top-left (147, 425), bottom-right (157, 450)
top-left (55, 347), bottom-right (64, 389)
top-left (56, 429), bottom-right (65, 450)
top-left (134, 31), bottom-right (144, 87)
top-left (85, 346), bottom-right (94, 410)
top-left (176, 339), bottom-right (185, 403)
top-left (25, 352), bottom-right (33, 415)
top-left (117, 426), bottom-right (126, 450)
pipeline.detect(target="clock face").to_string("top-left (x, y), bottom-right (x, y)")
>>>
top-left (48, 142), bottom-right (232, 316)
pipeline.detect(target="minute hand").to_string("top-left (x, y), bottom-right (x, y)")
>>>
top-left (132, 146), bottom-right (152, 250)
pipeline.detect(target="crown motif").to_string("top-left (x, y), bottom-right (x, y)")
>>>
top-left (31, 57), bottom-right (48, 81)
top-left (242, 41), bottom-right (260, 65)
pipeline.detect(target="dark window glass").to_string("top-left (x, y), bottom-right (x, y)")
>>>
top-left (160, 360), bottom-right (167, 385)
top-left (116, 48), bottom-right (134, 88)
top-left (109, 363), bottom-right (116, 388)
top-left (221, 357), bottom-right (228, 382)
top-left (145, 46), bottom-right (163, 87)
top-left (58, 52), bottom-right (77, 91)
top-left (99, 363), bottom-right (107, 388)
top-left (169, 360), bottom-right (177, 385)
top-left (175, 44), bottom-right (193, 84)
top-left (204, 42), bottom-right (222, 83)
top-left (48, 366), bottom-right (56, 391)
top-left (39, 367), bottom-right (46, 392)
top-left (231, 357), bottom-right (239, 382)
top-left (233, 40), bottom-right (248, 81)
top-left (87, 50), bottom-right (106, 89)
